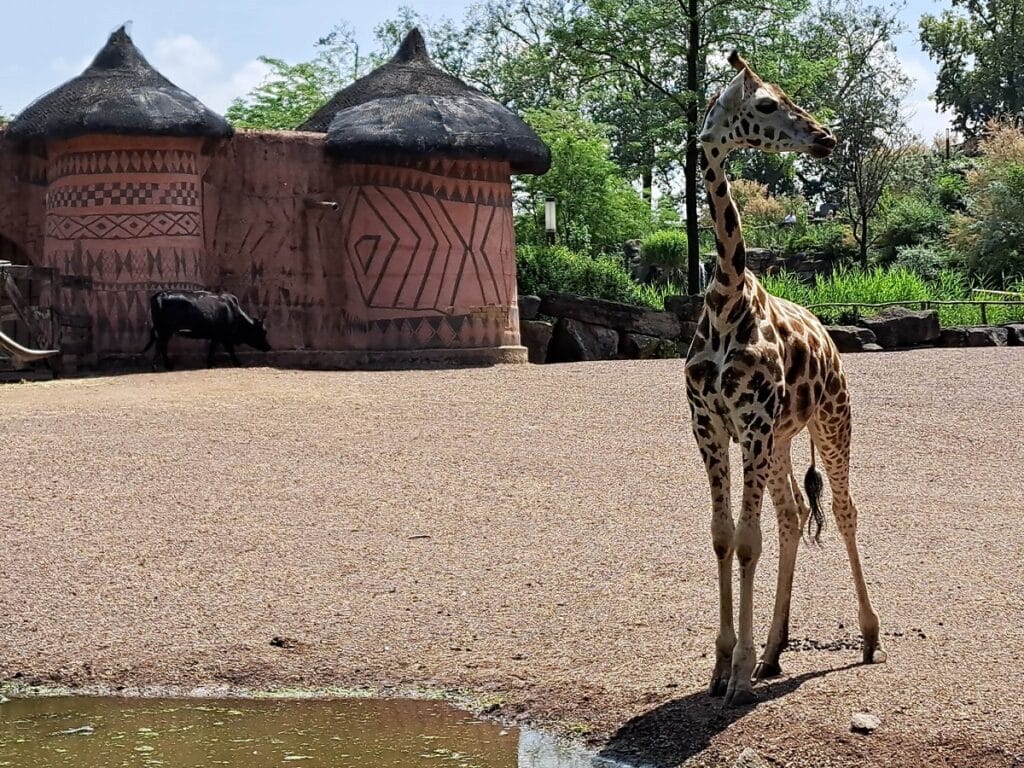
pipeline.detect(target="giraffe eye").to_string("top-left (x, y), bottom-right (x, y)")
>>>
top-left (755, 100), bottom-right (778, 114)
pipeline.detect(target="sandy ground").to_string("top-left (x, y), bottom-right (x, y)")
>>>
top-left (1, 349), bottom-right (1022, 767)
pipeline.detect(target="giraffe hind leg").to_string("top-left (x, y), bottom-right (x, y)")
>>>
top-left (756, 439), bottom-right (801, 679)
top-left (809, 405), bottom-right (887, 665)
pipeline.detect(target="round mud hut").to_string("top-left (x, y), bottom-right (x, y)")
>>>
top-left (298, 28), bottom-right (550, 364)
top-left (6, 26), bottom-right (232, 361)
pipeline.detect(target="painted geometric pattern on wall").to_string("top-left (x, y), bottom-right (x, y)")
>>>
top-left (54, 246), bottom-right (204, 287)
top-left (348, 311), bottom-right (507, 351)
top-left (339, 162), bottom-right (515, 314)
top-left (46, 212), bottom-right (201, 240)
top-left (50, 149), bottom-right (199, 179)
top-left (47, 181), bottom-right (199, 209)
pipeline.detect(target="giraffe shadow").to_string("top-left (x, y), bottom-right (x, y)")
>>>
top-left (595, 662), bottom-right (862, 768)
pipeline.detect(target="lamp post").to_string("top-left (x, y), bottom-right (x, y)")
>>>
top-left (544, 196), bottom-right (557, 245)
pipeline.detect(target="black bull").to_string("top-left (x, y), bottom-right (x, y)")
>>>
top-left (143, 290), bottom-right (271, 369)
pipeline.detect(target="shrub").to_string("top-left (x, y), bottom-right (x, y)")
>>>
top-left (951, 123), bottom-right (1024, 283)
top-left (935, 173), bottom-right (968, 211)
top-left (782, 221), bottom-right (857, 260)
top-left (876, 193), bottom-right (947, 261)
top-left (641, 229), bottom-right (688, 267)
top-left (516, 245), bottom-right (650, 306)
top-left (893, 244), bottom-right (944, 281)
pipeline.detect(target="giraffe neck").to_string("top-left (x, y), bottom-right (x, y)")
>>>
top-left (701, 146), bottom-right (749, 323)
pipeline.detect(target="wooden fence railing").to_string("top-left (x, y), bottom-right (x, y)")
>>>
top-left (804, 298), bottom-right (1024, 325)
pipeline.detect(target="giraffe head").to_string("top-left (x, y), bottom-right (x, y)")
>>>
top-left (700, 51), bottom-right (836, 159)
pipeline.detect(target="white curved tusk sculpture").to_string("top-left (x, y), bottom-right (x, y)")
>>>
top-left (0, 328), bottom-right (59, 365)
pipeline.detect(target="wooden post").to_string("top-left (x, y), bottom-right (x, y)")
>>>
top-left (981, 302), bottom-right (988, 325)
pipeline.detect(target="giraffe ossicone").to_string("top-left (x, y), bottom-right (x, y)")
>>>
top-left (684, 51), bottom-right (885, 708)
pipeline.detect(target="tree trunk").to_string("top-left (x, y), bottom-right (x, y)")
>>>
top-left (685, 0), bottom-right (701, 295)
top-left (642, 168), bottom-right (653, 205)
top-left (860, 213), bottom-right (869, 268)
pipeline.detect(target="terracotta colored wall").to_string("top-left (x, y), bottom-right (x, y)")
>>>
top-left (43, 134), bottom-right (207, 354)
top-left (332, 157), bottom-right (519, 352)
top-left (204, 132), bottom-right (521, 354)
top-left (0, 132), bottom-right (47, 264)
top-left (203, 131), bottom-right (347, 351)
top-left (2, 129), bottom-right (524, 363)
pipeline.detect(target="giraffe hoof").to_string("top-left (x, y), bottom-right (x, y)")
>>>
top-left (708, 675), bottom-right (730, 697)
top-left (724, 686), bottom-right (760, 708)
top-left (863, 647), bottom-right (888, 664)
top-left (754, 660), bottom-right (782, 679)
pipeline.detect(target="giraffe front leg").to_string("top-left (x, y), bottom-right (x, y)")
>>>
top-left (693, 421), bottom-right (734, 696)
top-left (726, 430), bottom-right (772, 707)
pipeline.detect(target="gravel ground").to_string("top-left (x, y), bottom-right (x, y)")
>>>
top-left (1, 349), bottom-right (1022, 767)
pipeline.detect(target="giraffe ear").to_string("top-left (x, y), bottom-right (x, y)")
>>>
top-left (719, 70), bottom-right (746, 110)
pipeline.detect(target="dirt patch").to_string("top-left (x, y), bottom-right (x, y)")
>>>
top-left (1, 350), bottom-right (1023, 767)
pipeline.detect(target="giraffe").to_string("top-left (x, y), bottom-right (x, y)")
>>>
top-left (684, 51), bottom-right (886, 707)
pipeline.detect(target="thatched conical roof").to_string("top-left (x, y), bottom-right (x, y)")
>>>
top-left (7, 26), bottom-right (233, 142)
top-left (305, 29), bottom-right (549, 175)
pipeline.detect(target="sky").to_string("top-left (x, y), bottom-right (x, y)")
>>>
top-left (0, 0), bottom-right (954, 140)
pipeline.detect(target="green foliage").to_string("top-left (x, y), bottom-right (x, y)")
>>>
top-left (951, 122), bottom-right (1024, 282)
top-left (516, 245), bottom-right (651, 306)
top-left (920, 0), bottom-right (1024, 136)
top-left (641, 230), bottom-right (688, 268)
top-left (893, 244), bottom-right (945, 281)
top-left (516, 107), bottom-right (654, 255)
top-left (875, 194), bottom-right (947, 262)
top-left (935, 173), bottom-right (968, 211)
top-left (782, 221), bottom-right (857, 260)
top-left (761, 266), bottom-right (1024, 326)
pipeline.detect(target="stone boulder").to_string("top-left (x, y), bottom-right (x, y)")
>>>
top-left (939, 326), bottom-right (1010, 347)
top-left (677, 321), bottom-right (700, 352)
top-left (663, 294), bottom-right (705, 323)
top-left (620, 332), bottom-right (679, 359)
top-left (520, 320), bottom-right (553, 363)
top-left (518, 294), bottom-right (541, 322)
top-left (548, 318), bottom-right (618, 362)
top-left (539, 291), bottom-right (681, 339)
top-left (826, 325), bottom-right (878, 353)
top-left (860, 308), bottom-right (940, 349)
top-left (1003, 323), bottom-right (1024, 346)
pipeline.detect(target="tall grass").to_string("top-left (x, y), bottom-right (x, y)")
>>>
top-left (761, 266), bottom-right (1024, 326)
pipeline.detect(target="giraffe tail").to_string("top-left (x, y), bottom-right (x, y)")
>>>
top-left (804, 440), bottom-right (826, 544)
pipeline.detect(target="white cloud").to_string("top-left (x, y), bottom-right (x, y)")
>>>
top-left (151, 34), bottom-right (272, 112)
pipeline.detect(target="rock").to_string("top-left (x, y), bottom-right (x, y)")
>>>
top-left (623, 239), bottom-right (642, 263)
top-left (732, 747), bottom-right (769, 767)
top-left (548, 318), bottom-right (619, 362)
top-left (520, 320), bottom-right (554, 364)
top-left (539, 291), bottom-right (681, 339)
top-left (863, 343), bottom-right (884, 352)
top-left (940, 326), bottom-right (1010, 347)
top-left (861, 308), bottom-right (940, 349)
top-left (53, 726), bottom-right (94, 736)
top-left (850, 712), bottom-right (881, 734)
top-left (938, 327), bottom-right (969, 347)
top-left (826, 325), bottom-right (878, 353)
top-left (620, 332), bottom-right (679, 359)
top-left (518, 294), bottom-right (541, 322)
top-left (1003, 323), bottom-right (1024, 345)
top-left (677, 321), bottom-right (700, 352)
top-left (270, 635), bottom-right (299, 649)
top-left (664, 294), bottom-right (705, 323)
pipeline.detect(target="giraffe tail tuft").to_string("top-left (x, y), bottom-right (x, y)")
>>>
top-left (804, 459), bottom-right (826, 544)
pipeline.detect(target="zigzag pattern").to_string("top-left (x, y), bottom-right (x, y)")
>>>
top-left (50, 149), bottom-right (199, 179)
top-left (46, 212), bottom-right (201, 240)
top-left (340, 185), bottom-right (515, 313)
top-left (57, 246), bottom-right (203, 284)
top-left (340, 162), bottom-right (512, 207)
top-left (348, 311), bottom-right (506, 350)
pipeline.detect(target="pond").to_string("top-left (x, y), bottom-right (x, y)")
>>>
top-left (0, 696), bottom-right (601, 768)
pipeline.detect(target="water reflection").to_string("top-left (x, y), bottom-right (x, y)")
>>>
top-left (0, 696), bottom-right (606, 768)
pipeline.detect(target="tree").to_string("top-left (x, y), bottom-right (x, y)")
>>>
top-left (226, 23), bottom-right (375, 129)
top-left (515, 107), bottom-right (654, 254)
top-left (921, 0), bottom-right (1024, 136)
top-left (840, 141), bottom-right (906, 266)
top-left (548, 0), bottom-right (810, 293)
